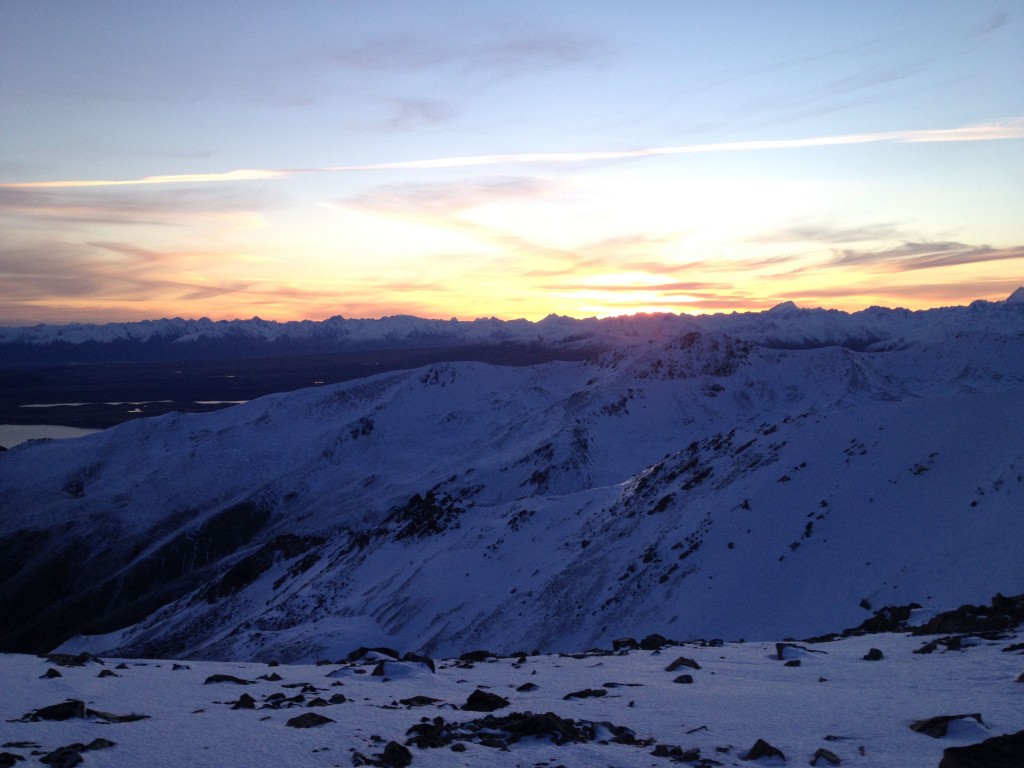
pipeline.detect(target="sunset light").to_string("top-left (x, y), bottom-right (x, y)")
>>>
top-left (1, 2), bottom-right (1022, 325)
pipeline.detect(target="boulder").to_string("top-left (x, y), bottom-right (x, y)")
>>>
top-left (461, 689), bottom-right (509, 712)
top-left (940, 729), bottom-right (1024, 768)
top-left (285, 712), bottom-right (334, 728)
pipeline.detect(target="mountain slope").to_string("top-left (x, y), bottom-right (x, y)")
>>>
top-left (1, 299), bottom-right (1023, 661)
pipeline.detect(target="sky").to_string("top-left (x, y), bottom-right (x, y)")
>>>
top-left (1, 1), bottom-right (1022, 325)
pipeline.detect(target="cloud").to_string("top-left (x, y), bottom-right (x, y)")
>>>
top-left (329, 31), bottom-right (598, 76)
top-left (835, 241), bottom-right (1024, 271)
top-left (7, 117), bottom-right (1022, 189)
top-left (750, 221), bottom-right (905, 245)
top-left (382, 98), bottom-right (458, 131)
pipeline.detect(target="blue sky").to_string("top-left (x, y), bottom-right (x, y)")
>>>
top-left (1, 1), bottom-right (1022, 323)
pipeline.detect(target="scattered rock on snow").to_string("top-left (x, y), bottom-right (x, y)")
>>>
top-left (862, 648), bottom-right (884, 661)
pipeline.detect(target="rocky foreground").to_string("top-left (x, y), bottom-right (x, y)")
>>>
top-left (2, 598), bottom-right (1022, 768)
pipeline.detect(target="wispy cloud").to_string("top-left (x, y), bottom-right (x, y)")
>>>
top-left (6, 118), bottom-right (1022, 189)
top-left (835, 241), bottom-right (1024, 271)
top-left (329, 31), bottom-right (598, 75)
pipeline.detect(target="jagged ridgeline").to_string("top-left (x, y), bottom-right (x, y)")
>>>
top-left (1, 293), bottom-right (1023, 660)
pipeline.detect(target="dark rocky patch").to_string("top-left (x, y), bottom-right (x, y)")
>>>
top-left (862, 648), bottom-right (884, 661)
top-left (406, 710), bottom-right (644, 749)
top-left (673, 674), bottom-right (695, 684)
top-left (912, 593), bottom-right (1024, 636)
top-left (0, 753), bottom-right (24, 767)
top-left (516, 682), bottom-right (539, 692)
top-left (39, 669), bottom-right (61, 679)
top-left (784, 659), bottom-right (801, 667)
top-left (939, 728), bottom-right (1024, 768)
top-left (910, 713), bottom-right (985, 738)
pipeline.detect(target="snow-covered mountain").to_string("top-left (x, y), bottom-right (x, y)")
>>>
top-left (2, 292), bottom-right (1024, 365)
top-left (1, 292), bottom-right (1023, 662)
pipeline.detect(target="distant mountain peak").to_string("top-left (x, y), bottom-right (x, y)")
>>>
top-left (767, 300), bottom-right (799, 313)
top-left (1006, 287), bottom-right (1024, 303)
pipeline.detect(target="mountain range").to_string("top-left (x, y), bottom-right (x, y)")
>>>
top-left (1, 291), bottom-right (1023, 663)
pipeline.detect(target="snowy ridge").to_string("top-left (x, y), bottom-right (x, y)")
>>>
top-left (1, 294), bottom-right (1023, 665)
top-left (2, 290), bottom-right (1023, 359)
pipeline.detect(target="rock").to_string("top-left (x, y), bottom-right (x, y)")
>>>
top-left (563, 688), bottom-right (607, 700)
top-left (231, 693), bottom-right (257, 710)
top-left (613, 637), bottom-right (639, 651)
top-left (862, 648), bottom-right (884, 661)
top-left (640, 633), bottom-right (670, 650)
top-left (0, 754), bottom-right (23, 768)
top-left (381, 741), bottom-right (412, 767)
top-left (666, 656), bottom-right (701, 672)
top-left (260, 672), bottom-right (282, 681)
top-left (43, 652), bottom-right (100, 668)
top-left (910, 713), bottom-right (985, 738)
top-left (401, 652), bottom-right (436, 673)
top-left (285, 712), bottom-right (334, 728)
top-left (939, 728), bottom-right (1024, 767)
top-left (22, 700), bottom-right (87, 721)
top-left (673, 674), bottom-right (695, 684)
top-left (1016, 673), bottom-right (1024, 683)
top-left (784, 659), bottom-right (801, 667)
top-left (399, 696), bottom-right (441, 707)
top-left (329, 693), bottom-right (347, 704)
top-left (40, 668), bottom-right (62, 679)
top-left (742, 738), bottom-right (785, 761)
top-left (450, 743), bottom-right (466, 752)
top-left (461, 689), bottom-right (509, 712)
top-left (38, 746), bottom-right (83, 768)
top-left (516, 682), bottom-right (539, 692)
top-left (203, 674), bottom-right (255, 685)
top-left (458, 650), bottom-right (494, 663)
top-left (810, 747), bottom-right (841, 765)
top-left (652, 744), bottom-right (701, 761)
top-left (346, 646), bottom-right (400, 662)
top-left (97, 669), bottom-right (119, 678)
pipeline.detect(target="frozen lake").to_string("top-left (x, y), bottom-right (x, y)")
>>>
top-left (0, 424), bottom-right (101, 449)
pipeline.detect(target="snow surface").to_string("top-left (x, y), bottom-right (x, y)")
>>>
top-left (1, 628), bottom-right (1021, 768)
